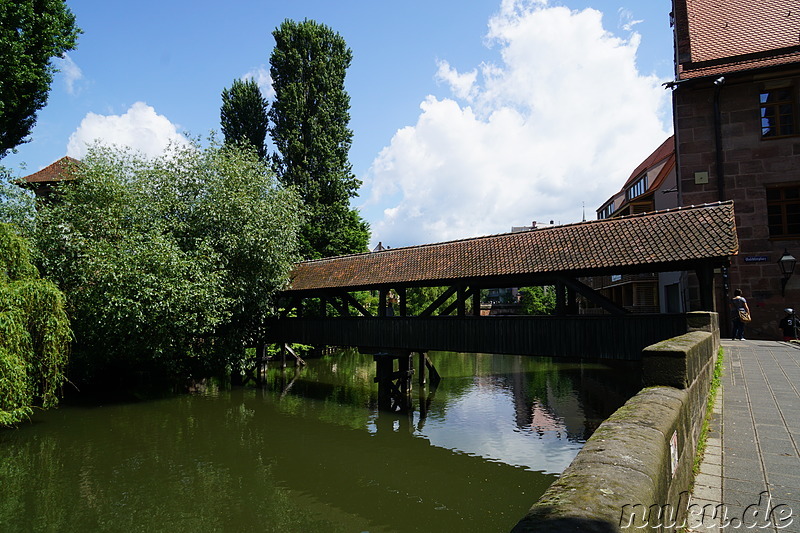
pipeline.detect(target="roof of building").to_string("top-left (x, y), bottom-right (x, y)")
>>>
top-left (284, 202), bottom-right (738, 294)
top-left (20, 156), bottom-right (81, 184)
top-left (597, 136), bottom-right (675, 212)
top-left (621, 136), bottom-right (674, 188)
top-left (675, 0), bottom-right (800, 80)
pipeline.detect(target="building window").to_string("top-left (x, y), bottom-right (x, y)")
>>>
top-left (760, 87), bottom-right (795, 138)
top-left (626, 175), bottom-right (647, 200)
top-left (598, 203), bottom-right (614, 219)
top-left (766, 185), bottom-right (800, 238)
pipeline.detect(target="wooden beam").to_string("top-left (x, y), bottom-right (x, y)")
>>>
top-left (441, 286), bottom-right (477, 316)
top-left (419, 285), bottom-right (459, 317)
top-left (334, 290), bottom-right (372, 317)
top-left (556, 275), bottom-right (628, 315)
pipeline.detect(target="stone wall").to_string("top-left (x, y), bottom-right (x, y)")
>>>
top-left (674, 72), bottom-right (800, 339)
top-left (511, 312), bottom-right (719, 532)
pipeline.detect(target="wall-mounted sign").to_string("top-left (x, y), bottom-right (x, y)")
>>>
top-left (744, 256), bottom-right (769, 263)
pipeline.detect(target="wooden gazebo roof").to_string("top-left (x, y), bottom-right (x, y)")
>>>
top-left (283, 202), bottom-right (738, 294)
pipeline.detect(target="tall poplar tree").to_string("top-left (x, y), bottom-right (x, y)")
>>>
top-left (0, 0), bottom-right (81, 159)
top-left (268, 19), bottom-right (369, 259)
top-left (220, 78), bottom-right (269, 160)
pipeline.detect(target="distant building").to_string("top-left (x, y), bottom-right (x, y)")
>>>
top-left (590, 136), bottom-right (686, 314)
top-left (18, 156), bottom-right (81, 201)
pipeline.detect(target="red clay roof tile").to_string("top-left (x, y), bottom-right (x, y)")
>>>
top-left (284, 202), bottom-right (738, 293)
top-left (20, 156), bottom-right (81, 183)
top-left (675, 0), bottom-right (800, 80)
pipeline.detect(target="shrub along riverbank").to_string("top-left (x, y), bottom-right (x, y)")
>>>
top-left (0, 142), bottom-right (304, 421)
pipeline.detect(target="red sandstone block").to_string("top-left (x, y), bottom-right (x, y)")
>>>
top-left (738, 160), bottom-right (765, 173)
top-left (725, 148), bottom-right (754, 161)
top-left (680, 140), bottom-right (715, 154)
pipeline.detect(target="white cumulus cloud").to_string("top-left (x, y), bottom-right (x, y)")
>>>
top-left (362, 0), bottom-right (671, 248)
top-left (67, 102), bottom-right (191, 160)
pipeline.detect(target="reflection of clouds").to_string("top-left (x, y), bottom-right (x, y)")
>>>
top-left (415, 378), bottom-right (583, 474)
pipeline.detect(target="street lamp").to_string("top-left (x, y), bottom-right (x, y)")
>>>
top-left (779, 249), bottom-right (797, 296)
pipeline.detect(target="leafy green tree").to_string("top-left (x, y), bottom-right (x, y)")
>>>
top-left (268, 19), bottom-right (369, 259)
top-left (0, 223), bottom-right (71, 426)
top-left (220, 78), bottom-right (269, 160)
top-left (33, 142), bottom-right (302, 384)
top-left (0, 0), bottom-right (81, 159)
top-left (0, 166), bottom-right (36, 234)
top-left (519, 286), bottom-right (556, 315)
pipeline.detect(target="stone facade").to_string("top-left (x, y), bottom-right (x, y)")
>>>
top-left (673, 69), bottom-right (800, 339)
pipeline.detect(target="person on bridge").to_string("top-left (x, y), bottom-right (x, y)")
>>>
top-left (730, 289), bottom-right (750, 341)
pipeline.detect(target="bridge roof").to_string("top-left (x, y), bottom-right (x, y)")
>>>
top-left (284, 202), bottom-right (738, 294)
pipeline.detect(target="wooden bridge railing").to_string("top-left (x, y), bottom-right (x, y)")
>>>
top-left (263, 314), bottom-right (688, 361)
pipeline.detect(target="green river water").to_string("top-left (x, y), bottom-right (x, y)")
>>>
top-left (0, 350), bottom-right (640, 533)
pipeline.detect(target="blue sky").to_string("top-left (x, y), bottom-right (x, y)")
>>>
top-left (5, 0), bottom-right (676, 249)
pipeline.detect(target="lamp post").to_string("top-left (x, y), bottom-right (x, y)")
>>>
top-left (779, 249), bottom-right (797, 297)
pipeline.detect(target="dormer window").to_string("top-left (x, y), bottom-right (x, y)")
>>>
top-left (598, 203), bottom-right (615, 219)
top-left (626, 175), bottom-right (647, 200)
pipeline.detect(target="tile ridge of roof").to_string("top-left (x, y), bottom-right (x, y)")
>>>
top-left (604, 200), bottom-right (733, 223)
top-left (301, 224), bottom-right (576, 264)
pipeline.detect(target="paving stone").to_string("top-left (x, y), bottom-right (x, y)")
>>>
top-left (696, 472), bottom-right (722, 489)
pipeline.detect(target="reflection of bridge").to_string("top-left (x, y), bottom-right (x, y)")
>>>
top-left (264, 202), bottom-right (738, 409)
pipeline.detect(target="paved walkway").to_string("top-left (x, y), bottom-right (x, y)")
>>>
top-left (689, 340), bottom-right (800, 532)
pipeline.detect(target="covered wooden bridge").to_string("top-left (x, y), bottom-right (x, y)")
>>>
top-left (264, 201), bottom-right (738, 362)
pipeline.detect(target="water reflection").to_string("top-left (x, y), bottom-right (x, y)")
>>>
top-left (0, 350), bottom-right (640, 533)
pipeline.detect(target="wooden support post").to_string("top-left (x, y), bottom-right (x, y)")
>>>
top-left (566, 286), bottom-right (578, 314)
top-left (398, 352), bottom-right (412, 398)
top-left (457, 285), bottom-right (466, 316)
top-left (555, 280), bottom-right (566, 315)
top-left (398, 287), bottom-right (407, 317)
top-left (373, 351), bottom-right (414, 412)
top-left (374, 354), bottom-right (393, 411)
top-left (418, 351), bottom-right (426, 385)
top-left (696, 263), bottom-right (716, 312)
top-left (472, 287), bottom-right (481, 316)
top-left (379, 289), bottom-right (388, 317)
top-left (256, 343), bottom-right (266, 383)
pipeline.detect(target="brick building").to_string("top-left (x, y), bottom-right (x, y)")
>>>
top-left (670, 0), bottom-right (800, 338)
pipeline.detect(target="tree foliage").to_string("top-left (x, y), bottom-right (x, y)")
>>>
top-left (519, 286), bottom-right (556, 315)
top-left (32, 142), bottom-right (302, 384)
top-left (220, 78), bottom-right (269, 160)
top-left (0, 0), bottom-right (81, 159)
top-left (268, 19), bottom-right (369, 259)
top-left (0, 223), bottom-right (71, 426)
top-left (0, 166), bottom-right (36, 235)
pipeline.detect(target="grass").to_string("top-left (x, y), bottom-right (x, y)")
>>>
top-left (693, 345), bottom-right (724, 477)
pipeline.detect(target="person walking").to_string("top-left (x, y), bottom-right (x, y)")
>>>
top-left (731, 288), bottom-right (750, 340)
